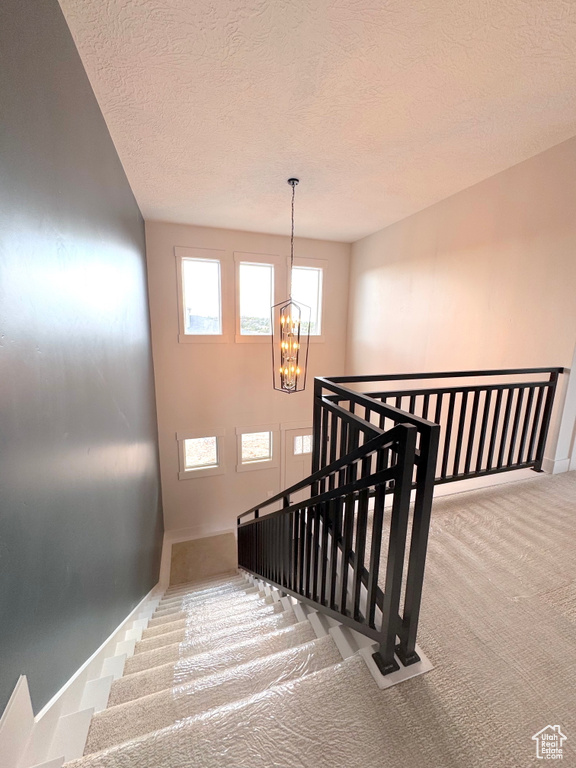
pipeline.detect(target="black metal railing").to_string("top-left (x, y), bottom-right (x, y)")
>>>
top-left (321, 368), bottom-right (563, 484)
top-left (237, 367), bottom-right (562, 676)
top-left (238, 415), bottom-right (436, 674)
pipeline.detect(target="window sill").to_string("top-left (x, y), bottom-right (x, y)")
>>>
top-left (236, 458), bottom-right (279, 473)
top-left (179, 334), bottom-right (230, 344)
top-left (235, 334), bottom-right (272, 344)
top-left (179, 465), bottom-right (225, 480)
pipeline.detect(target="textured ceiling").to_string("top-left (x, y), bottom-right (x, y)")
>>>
top-left (58, 0), bottom-right (576, 242)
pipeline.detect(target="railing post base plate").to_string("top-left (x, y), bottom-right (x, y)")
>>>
top-left (372, 652), bottom-right (400, 676)
top-left (395, 643), bottom-right (421, 667)
top-left (358, 643), bottom-right (434, 690)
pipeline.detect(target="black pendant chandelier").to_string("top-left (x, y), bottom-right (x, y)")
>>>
top-left (271, 178), bottom-right (311, 393)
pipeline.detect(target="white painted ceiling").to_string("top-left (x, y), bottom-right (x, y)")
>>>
top-left (59, 0), bottom-right (576, 242)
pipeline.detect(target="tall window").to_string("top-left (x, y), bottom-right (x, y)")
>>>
top-left (292, 266), bottom-right (323, 335)
top-left (182, 258), bottom-right (222, 335)
top-left (239, 263), bottom-right (274, 335)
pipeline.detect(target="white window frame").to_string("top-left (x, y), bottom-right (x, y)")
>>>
top-left (175, 246), bottom-right (232, 344)
top-left (291, 257), bottom-right (327, 343)
top-left (234, 252), bottom-right (286, 343)
top-left (235, 424), bottom-right (280, 473)
top-left (177, 428), bottom-right (226, 480)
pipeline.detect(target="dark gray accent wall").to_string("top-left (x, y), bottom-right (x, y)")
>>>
top-left (0, 0), bottom-right (164, 713)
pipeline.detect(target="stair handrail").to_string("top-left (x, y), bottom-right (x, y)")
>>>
top-left (237, 418), bottom-right (394, 524)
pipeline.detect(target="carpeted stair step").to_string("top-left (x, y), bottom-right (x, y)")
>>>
top-left (108, 621), bottom-right (317, 706)
top-left (155, 586), bottom-right (259, 614)
top-left (163, 574), bottom-right (243, 596)
top-left (147, 593), bottom-right (268, 628)
top-left (65, 656), bottom-right (392, 768)
top-left (142, 601), bottom-right (283, 640)
top-left (160, 577), bottom-right (251, 602)
top-left (151, 593), bottom-right (262, 622)
top-left (125, 610), bottom-right (299, 674)
top-left (148, 590), bottom-right (276, 629)
top-left (158, 584), bottom-right (255, 608)
top-left (136, 603), bottom-right (289, 652)
top-left (84, 635), bottom-right (341, 754)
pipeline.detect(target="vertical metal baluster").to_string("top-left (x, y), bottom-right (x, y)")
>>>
top-left (464, 389), bottom-right (480, 475)
top-left (527, 386), bottom-right (545, 463)
top-left (422, 393), bottom-right (430, 420)
top-left (497, 388), bottom-right (514, 469)
top-left (329, 411), bottom-right (338, 489)
top-left (347, 427), bottom-right (360, 483)
top-left (518, 387), bottom-right (535, 465)
top-left (409, 395), bottom-right (416, 414)
top-left (441, 391), bottom-right (456, 479)
top-left (507, 387), bottom-right (525, 466)
top-left (298, 507), bottom-right (306, 594)
top-left (351, 488), bottom-right (369, 621)
top-left (320, 500), bottom-right (330, 605)
top-left (320, 410), bottom-right (329, 493)
top-left (338, 421), bottom-right (349, 484)
top-left (475, 389), bottom-right (492, 473)
top-left (292, 509), bottom-right (300, 592)
top-left (304, 505), bottom-right (314, 598)
top-left (486, 388), bottom-right (503, 471)
top-left (329, 498), bottom-right (342, 610)
top-left (311, 505), bottom-right (320, 602)
top-left (338, 494), bottom-right (355, 615)
top-left (366, 482), bottom-right (385, 628)
top-left (452, 390), bottom-right (468, 477)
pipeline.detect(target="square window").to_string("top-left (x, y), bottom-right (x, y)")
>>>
top-left (241, 431), bottom-right (273, 463)
top-left (184, 436), bottom-right (218, 470)
top-left (239, 263), bottom-right (273, 335)
top-left (182, 258), bottom-right (222, 335)
top-left (291, 266), bottom-right (322, 335)
top-left (294, 434), bottom-right (313, 455)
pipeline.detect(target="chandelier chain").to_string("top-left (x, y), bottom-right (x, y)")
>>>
top-left (289, 180), bottom-right (295, 297)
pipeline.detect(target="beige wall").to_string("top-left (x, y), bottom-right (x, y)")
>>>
top-left (347, 137), bottom-right (576, 374)
top-left (145, 222), bottom-right (350, 536)
top-left (346, 137), bottom-right (576, 464)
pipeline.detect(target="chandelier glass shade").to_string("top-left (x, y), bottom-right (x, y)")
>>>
top-left (272, 178), bottom-right (311, 394)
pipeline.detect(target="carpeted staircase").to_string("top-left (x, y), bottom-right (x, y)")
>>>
top-left (64, 572), bottom-right (390, 768)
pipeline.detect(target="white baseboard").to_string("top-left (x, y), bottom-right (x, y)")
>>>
top-left (541, 456), bottom-right (571, 474)
top-left (0, 584), bottom-right (163, 768)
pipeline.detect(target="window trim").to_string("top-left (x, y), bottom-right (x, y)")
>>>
top-left (175, 246), bottom-right (232, 344)
top-left (177, 428), bottom-right (226, 480)
top-left (291, 257), bottom-right (327, 343)
top-left (234, 252), bottom-right (286, 344)
top-left (235, 424), bottom-right (280, 473)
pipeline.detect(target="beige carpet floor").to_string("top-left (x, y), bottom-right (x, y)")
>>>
top-left (387, 469), bottom-right (576, 767)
